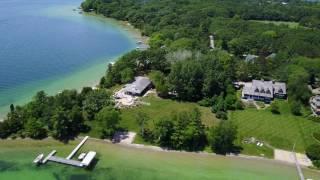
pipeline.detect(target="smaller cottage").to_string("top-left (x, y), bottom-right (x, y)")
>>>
top-left (244, 54), bottom-right (259, 62)
top-left (124, 76), bottom-right (153, 96)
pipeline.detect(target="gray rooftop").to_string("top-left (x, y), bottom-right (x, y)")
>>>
top-left (242, 80), bottom-right (286, 98)
top-left (311, 96), bottom-right (320, 106)
top-left (243, 80), bottom-right (274, 98)
top-left (245, 54), bottom-right (259, 62)
top-left (274, 82), bottom-right (287, 95)
top-left (125, 76), bottom-right (152, 95)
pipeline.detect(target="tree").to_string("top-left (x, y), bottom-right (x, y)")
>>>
top-left (306, 144), bottom-right (320, 168)
top-left (290, 100), bottom-right (302, 116)
top-left (209, 121), bottom-right (238, 154)
top-left (51, 108), bottom-right (71, 141)
top-left (154, 118), bottom-right (174, 147)
top-left (270, 101), bottom-right (280, 114)
top-left (135, 112), bottom-right (149, 136)
top-left (51, 106), bottom-right (84, 141)
top-left (83, 89), bottom-right (112, 120)
top-left (170, 108), bottom-right (206, 151)
top-left (287, 66), bottom-right (311, 104)
top-left (95, 106), bottom-right (121, 138)
top-left (25, 118), bottom-right (47, 139)
top-left (149, 71), bottom-right (169, 97)
top-left (120, 67), bottom-right (134, 83)
top-left (168, 59), bottom-right (204, 101)
top-left (0, 121), bottom-right (11, 139)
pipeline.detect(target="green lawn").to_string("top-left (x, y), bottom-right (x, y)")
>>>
top-left (119, 95), bottom-right (218, 132)
top-left (250, 20), bottom-right (300, 28)
top-left (230, 101), bottom-right (320, 153)
top-left (85, 94), bottom-right (218, 139)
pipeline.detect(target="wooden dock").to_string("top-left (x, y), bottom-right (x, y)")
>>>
top-left (48, 156), bottom-right (83, 167)
top-left (42, 150), bottom-right (56, 164)
top-left (66, 136), bottom-right (89, 160)
top-left (35, 136), bottom-right (95, 168)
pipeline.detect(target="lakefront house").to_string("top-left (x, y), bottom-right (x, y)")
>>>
top-left (124, 76), bottom-right (153, 96)
top-left (242, 80), bottom-right (287, 102)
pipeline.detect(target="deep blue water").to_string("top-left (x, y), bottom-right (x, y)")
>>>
top-left (0, 0), bottom-right (135, 117)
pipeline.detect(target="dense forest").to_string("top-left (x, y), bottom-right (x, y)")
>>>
top-left (1, 0), bottom-right (320, 158)
top-left (84, 0), bottom-right (320, 109)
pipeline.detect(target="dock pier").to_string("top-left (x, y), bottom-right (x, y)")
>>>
top-left (66, 136), bottom-right (88, 160)
top-left (34, 136), bottom-right (96, 168)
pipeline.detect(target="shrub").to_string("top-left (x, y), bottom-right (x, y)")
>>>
top-left (216, 111), bottom-right (228, 120)
top-left (270, 102), bottom-right (280, 114)
top-left (313, 132), bottom-right (320, 142)
top-left (306, 144), bottom-right (320, 160)
top-left (235, 100), bottom-right (244, 110)
top-left (313, 160), bottom-right (320, 168)
top-left (198, 97), bottom-right (214, 107)
top-left (309, 116), bottom-right (320, 123)
top-left (290, 101), bottom-right (302, 116)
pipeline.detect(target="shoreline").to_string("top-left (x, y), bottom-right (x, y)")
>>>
top-left (0, 12), bottom-right (148, 120)
top-left (84, 11), bottom-right (149, 48)
top-left (87, 137), bottom-right (314, 169)
top-left (2, 137), bottom-right (318, 173)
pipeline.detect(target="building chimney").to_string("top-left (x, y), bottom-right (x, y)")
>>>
top-left (209, 35), bottom-right (215, 49)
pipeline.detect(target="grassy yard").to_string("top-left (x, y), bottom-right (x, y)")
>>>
top-left (119, 94), bottom-right (218, 132)
top-left (230, 100), bottom-right (320, 153)
top-left (85, 93), bottom-right (320, 156)
top-left (85, 94), bottom-right (218, 139)
top-left (250, 20), bottom-right (300, 28)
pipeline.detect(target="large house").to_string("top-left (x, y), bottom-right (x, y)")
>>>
top-left (124, 76), bottom-right (153, 96)
top-left (242, 80), bottom-right (287, 102)
top-left (310, 96), bottom-right (320, 116)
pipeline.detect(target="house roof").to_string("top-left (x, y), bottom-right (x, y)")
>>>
top-left (242, 80), bottom-right (287, 98)
top-left (274, 82), bottom-right (287, 95)
top-left (125, 76), bottom-right (152, 95)
top-left (311, 96), bottom-right (320, 106)
top-left (243, 80), bottom-right (274, 98)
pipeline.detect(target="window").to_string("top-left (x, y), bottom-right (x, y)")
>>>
top-left (266, 89), bottom-right (271, 94)
top-left (278, 88), bottom-right (283, 94)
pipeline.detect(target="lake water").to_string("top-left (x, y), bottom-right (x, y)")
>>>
top-left (1, 139), bottom-right (320, 180)
top-left (0, 0), bottom-right (136, 118)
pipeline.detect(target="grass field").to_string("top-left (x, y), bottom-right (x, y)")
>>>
top-left (230, 100), bottom-right (320, 153)
top-left (120, 95), bottom-right (218, 131)
top-left (85, 94), bottom-right (218, 139)
top-left (250, 20), bottom-right (300, 28)
top-left (1, 139), bottom-right (320, 180)
top-left (86, 93), bottom-right (320, 156)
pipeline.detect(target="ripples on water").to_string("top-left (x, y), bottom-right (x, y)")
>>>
top-left (0, 0), bottom-right (135, 116)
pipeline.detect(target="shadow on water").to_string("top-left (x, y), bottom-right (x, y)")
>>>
top-left (85, 158), bottom-right (99, 171)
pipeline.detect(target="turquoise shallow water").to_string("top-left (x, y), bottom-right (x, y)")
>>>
top-left (0, 0), bottom-right (135, 118)
top-left (1, 140), bottom-right (320, 180)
